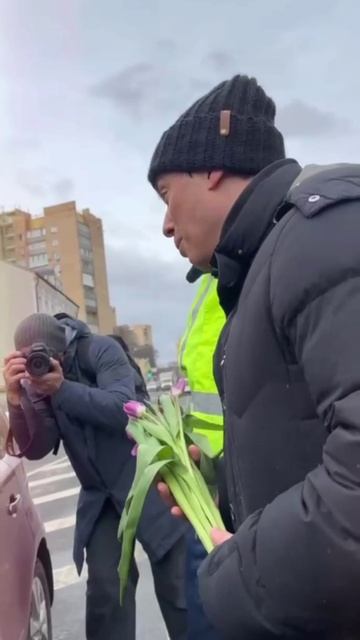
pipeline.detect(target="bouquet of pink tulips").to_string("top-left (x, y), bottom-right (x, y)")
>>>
top-left (118, 380), bottom-right (225, 603)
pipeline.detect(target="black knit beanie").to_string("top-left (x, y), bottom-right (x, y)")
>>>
top-left (14, 313), bottom-right (66, 354)
top-left (148, 75), bottom-right (285, 188)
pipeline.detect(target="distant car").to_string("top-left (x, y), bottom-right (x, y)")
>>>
top-left (160, 381), bottom-right (172, 391)
top-left (159, 372), bottom-right (174, 392)
top-left (146, 380), bottom-right (159, 393)
top-left (0, 407), bottom-right (54, 640)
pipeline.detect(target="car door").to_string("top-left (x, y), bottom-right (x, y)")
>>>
top-left (0, 410), bottom-right (34, 640)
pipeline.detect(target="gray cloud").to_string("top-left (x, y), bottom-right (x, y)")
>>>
top-left (2, 0), bottom-right (360, 360)
top-left (106, 244), bottom-right (195, 363)
top-left (155, 38), bottom-right (178, 55)
top-left (17, 170), bottom-right (75, 202)
top-left (91, 63), bottom-right (155, 113)
top-left (4, 135), bottom-right (40, 151)
top-left (17, 169), bottom-right (47, 198)
top-left (53, 178), bottom-right (75, 200)
top-left (277, 100), bottom-right (354, 138)
top-left (90, 60), bottom-right (216, 122)
top-left (205, 50), bottom-right (237, 73)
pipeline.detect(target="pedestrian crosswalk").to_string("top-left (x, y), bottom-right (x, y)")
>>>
top-left (29, 471), bottom-right (76, 488)
top-left (26, 452), bottom-right (168, 640)
top-left (26, 455), bottom-right (84, 592)
top-left (33, 486), bottom-right (80, 506)
top-left (44, 514), bottom-right (76, 533)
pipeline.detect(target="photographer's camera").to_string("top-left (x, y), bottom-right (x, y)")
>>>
top-left (25, 343), bottom-right (53, 377)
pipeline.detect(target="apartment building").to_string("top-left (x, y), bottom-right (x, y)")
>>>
top-left (114, 324), bottom-right (156, 377)
top-left (0, 202), bottom-right (116, 334)
top-left (0, 260), bottom-right (78, 401)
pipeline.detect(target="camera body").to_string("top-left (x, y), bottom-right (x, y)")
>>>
top-left (25, 343), bottom-right (53, 378)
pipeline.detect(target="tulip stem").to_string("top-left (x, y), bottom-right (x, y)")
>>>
top-left (162, 466), bottom-right (214, 552)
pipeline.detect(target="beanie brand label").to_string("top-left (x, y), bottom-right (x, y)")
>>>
top-left (220, 110), bottom-right (231, 136)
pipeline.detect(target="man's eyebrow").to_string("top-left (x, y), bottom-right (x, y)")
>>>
top-left (157, 184), bottom-right (167, 199)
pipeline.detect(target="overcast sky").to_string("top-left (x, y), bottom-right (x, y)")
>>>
top-left (0, 0), bottom-right (359, 362)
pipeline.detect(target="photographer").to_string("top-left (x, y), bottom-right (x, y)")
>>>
top-left (3, 313), bottom-right (188, 640)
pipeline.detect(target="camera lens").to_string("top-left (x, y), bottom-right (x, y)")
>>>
top-left (26, 352), bottom-right (52, 377)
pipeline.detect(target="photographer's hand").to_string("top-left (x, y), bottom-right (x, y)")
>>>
top-left (28, 358), bottom-right (64, 396)
top-left (3, 352), bottom-right (27, 406)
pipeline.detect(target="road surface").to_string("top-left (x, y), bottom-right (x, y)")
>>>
top-left (26, 451), bottom-right (169, 640)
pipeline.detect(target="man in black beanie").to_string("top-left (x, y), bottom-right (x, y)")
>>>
top-left (150, 74), bottom-right (360, 639)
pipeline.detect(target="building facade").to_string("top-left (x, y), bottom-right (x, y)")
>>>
top-left (114, 324), bottom-right (156, 377)
top-left (0, 202), bottom-right (116, 334)
top-left (0, 261), bottom-right (79, 400)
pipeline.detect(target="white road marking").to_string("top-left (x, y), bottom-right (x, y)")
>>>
top-left (135, 544), bottom-right (146, 563)
top-left (44, 514), bottom-right (76, 533)
top-left (29, 471), bottom-right (76, 488)
top-left (43, 460), bottom-right (71, 471)
top-left (27, 455), bottom-right (68, 477)
top-left (53, 545), bottom-right (149, 592)
top-left (54, 564), bottom-right (86, 591)
top-left (33, 486), bottom-right (80, 505)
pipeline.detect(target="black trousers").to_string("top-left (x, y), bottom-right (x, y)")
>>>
top-left (86, 501), bottom-right (188, 640)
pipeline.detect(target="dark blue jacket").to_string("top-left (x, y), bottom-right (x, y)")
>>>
top-left (8, 318), bottom-right (187, 572)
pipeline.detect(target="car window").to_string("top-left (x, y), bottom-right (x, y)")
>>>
top-left (0, 406), bottom-right (9, 459)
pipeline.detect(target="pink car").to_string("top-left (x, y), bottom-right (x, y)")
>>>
top-left (0, 408), bottom-right (53, 640)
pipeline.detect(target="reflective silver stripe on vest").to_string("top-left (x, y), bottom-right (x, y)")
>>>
top-left (179, 276), bottom-right (214, 367)
top-left (191, 391), bottom-right (223, 417)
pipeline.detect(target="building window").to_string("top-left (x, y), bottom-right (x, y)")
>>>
top-left (28, 241), bottom-right (47, 254)
top-left (83, 285), bottom-right (96, 300)
top-left (82, 259), bottom-right (94, 275)
top-left (50, 226), bottom-right (58, 233)
top-left (52, 239), bottom-right (59, 247)
top-left (80, 247), bottom-right (93, 258)
top-left (4, 225), bottom-right (14, 237)
top-left (28, 253), bottom-right (48, 268)
top-left (82, 273), bottom-right (94, 287)
top-left (79, 235), bottom-right (92, 251)
top-left (85, 298), bottom-right (97, 309)
top-left (27, 228), bottom-right (46, 240)
top-left (78, 222), bottom-right (91, 239)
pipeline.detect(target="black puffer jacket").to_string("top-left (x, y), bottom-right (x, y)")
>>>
top-left (199, 159), bottom-right (360, 639)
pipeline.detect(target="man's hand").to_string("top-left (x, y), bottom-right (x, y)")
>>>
top-left (211, 528), bottom-right (233, 545)
top-left (3, 352), bottom-right (27, 406)
top-left (158, 444), bottom-right (201, 516)
top-left (157, 444), bottom-right (233, 546)
top-left (28, 359), bottom-right (64, 396)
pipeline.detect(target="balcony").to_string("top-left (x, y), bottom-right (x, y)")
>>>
top-left (85, 298), bottom-right (98, 310)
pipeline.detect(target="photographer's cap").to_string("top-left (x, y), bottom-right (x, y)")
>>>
top-left (14, 313), bottom-right (66, 354)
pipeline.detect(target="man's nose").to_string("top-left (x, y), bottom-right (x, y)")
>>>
top-left (163, 210), bottom-right (174, 238)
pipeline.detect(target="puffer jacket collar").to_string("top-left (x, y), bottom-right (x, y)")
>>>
top-left (213, 159), bottom-right (302, 315)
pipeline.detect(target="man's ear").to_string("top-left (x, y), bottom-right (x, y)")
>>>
top-left (207, 170), bottom-right (225, 191)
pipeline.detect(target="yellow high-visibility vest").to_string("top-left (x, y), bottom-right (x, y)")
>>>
top-left (179, 274), bottom-right (226, 455)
